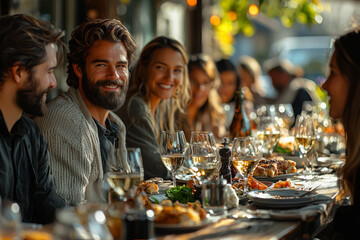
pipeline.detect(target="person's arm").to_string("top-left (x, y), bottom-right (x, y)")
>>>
top-left (37, 113), bottom-right (96, 205)
top-left (118, 98), bottom-right (170, 180)
top-left (32, 130), bottom-right (65, 224)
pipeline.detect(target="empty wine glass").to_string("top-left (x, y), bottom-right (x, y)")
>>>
top-left (294, 114), bottom-right (316, 174)
top-left (160, 130), bottom-right (188, 187)
top-left (189, 131), bottom-right (220, 182)
top-left (232, 137), bottom-right (261, 195)
top-left (105, 147), bottom-right (144, 200)
top-left (256, 116), bottom-right (280, 156)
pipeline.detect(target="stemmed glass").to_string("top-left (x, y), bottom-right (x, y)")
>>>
top-left (0, 199), bottom-right (22, 240)
top-left (232, 137), bottom-right (261, 195)
top-left (105, 147), bottom-right (144, 200)
top-left (274, 104), bottom-right (295, 129)
top-left (256, 116), bottom-right (280, 156)
top-left (160, 130), bottom-right (188, 187)
top-left (189, 131), bottom-right (220, 182)
top-left (294, 114), bottom-right (316, 174)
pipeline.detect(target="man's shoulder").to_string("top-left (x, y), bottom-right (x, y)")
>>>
top-left (36, 91), bottom-right (85, 129)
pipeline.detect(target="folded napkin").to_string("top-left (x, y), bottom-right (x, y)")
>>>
top-left (249, 194), bottom-right (332, 221)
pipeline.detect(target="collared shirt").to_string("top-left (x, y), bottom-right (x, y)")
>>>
top-left (0, 110), bottom-right (29, 203)
top-left (0, 110), bottom-right (64, 223)
top-left (93, 118), bottom-right (120, 173)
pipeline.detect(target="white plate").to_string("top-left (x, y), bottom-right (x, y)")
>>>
top-left (248, 189), bottom-right (317, 208)
top-left (316, 157), bottom-right (344, 167)
top-left (253, 173), bottom-right (297, 182)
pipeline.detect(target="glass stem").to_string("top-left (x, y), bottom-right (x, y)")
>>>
top-left (243, 176), bottom-right (248, 195)
top-left (172, 173), bottom-right (176, 187)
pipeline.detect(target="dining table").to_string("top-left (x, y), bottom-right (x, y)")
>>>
top-left (156, 169), bottom-right (343, 240)
top-left (15, 157), bottom-right (344, 240)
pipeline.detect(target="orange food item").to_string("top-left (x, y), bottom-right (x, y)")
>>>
top-left (248, 175), bottom-right (268, 190)
top-left (273, 180), bottom-right (294, 189)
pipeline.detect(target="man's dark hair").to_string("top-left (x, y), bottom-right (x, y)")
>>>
top-left (67, 18), bottom-right (137, 88)
top-left (0, 14), bottom-right (65, 87)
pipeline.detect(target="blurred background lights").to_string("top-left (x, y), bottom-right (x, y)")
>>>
top-left (248, 4), bottom-right (259, 16)
top-left (187, 0), bottom-right (197, 7)
top-left (210, 15), bottom-right (221, 26)
top-left (228, 10), bottom-right (237, 21)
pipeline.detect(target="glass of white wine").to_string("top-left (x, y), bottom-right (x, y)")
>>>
top-left (189, 131), bottom-right (220, 183)
top-left (256, 116), bottom-right (280, 156)
top-left (160, 130), bottom-right (187, 187)
top-left (232, 137), bottom-right (261, 195)
top-left (105, 147), bottom-right (144, 200)
top-left (294, 114), bottom-right (316, 174)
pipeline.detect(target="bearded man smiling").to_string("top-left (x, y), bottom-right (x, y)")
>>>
top-left (36, 18), bottom-right (136, 205)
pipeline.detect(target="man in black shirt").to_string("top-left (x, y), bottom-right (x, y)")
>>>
top-left (0, 14), bottom-right (66, 223)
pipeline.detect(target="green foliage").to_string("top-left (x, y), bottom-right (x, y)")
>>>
top-left (213, 0), bottom-right (323, 56)
top-left (165, 185), bottom-right (195, 203)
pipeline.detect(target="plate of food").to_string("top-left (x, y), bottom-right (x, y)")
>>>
top-left (252, 156), bottom-right (297, 182)
top-left (248, 189), bottom-right (317, 208)
top-left (149, 199), bottom-right (209, 231)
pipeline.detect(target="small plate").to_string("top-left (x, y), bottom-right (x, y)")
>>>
top-left (248, 189), bottom-right (317, 208)
top-left (253, 173), bottom-right (297, 182)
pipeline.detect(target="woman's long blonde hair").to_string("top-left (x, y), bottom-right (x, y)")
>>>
top-left (127, 36), bottom-right (191, 141)
top-left (334, 30), bottom-right (360, 202)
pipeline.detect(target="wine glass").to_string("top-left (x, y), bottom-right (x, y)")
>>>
top-left (294, 114), bottom-right (316, 174)
top-left (189, 131), bottom-right (220, 182)
top-left (274, 104), bottom-right (295, 130)
top-left (0, 199), bottom-right (22, 239)
top-left (105, 147), bottom-right (144, 200)
top-left (160, 130), bottom-right (187, 187)
top-left (232, 137), bottom-right (261, 195)
top-left (256, 116), bottom-right (280, 156)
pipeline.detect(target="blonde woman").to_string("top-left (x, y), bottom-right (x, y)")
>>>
top-left (116, 36), bottom-right (190, 179)
top-left (320, 30), bottom-right (360, 239)
top-left (187, 54), bottom-right (226, 139)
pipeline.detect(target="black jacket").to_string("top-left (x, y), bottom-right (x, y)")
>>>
top-left (0, 111), bottom-right (64, 224)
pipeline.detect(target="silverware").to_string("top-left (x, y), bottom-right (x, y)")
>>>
top-left (297, 185), bottom-right (319, 197)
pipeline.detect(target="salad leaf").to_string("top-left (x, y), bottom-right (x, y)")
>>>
top-left (165, 185), bottom-right (195, 203)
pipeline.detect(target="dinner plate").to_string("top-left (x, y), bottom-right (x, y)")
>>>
top-left (316, 157), bottom-right (344, 167)
top-left (248, 189), bottom-right (317, 208)
top-left (253, 173), bottom-right (297, 182)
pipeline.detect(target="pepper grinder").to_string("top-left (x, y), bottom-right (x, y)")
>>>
top-left (219, 137), bottom-right (232, 184)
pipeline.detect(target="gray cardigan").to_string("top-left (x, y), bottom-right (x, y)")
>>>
top-left (36, 87), bottom-right (127, 205)
top-left (116, 96), bottom-right (170, 180)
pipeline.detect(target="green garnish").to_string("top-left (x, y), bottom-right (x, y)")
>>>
top-left (273, 144), bottom-right (292, 154)
top-left (165, 185), bottom-right (195, 203)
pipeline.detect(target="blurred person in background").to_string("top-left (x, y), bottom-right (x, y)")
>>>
top-left (216, 58), bottom-right (253, 129)
top-left (116, 36), bottom-right (191, 180)
top-left (264, 57), bottom-right (319, 118)
top-left (237, 55), bottom-right (267, 106)
top-left (186, 54), bottom-right (226, 139)
top-left (36, 19), bottom-right (137, 205)
top-left (318, 29), bottom-right (360, 240)
top-left (0, 14), bottom-right (65, 223)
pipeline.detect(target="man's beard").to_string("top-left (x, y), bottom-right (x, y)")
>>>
top-left (82, 70), bottom-right (128, 111)
top-left (17, 73), bottom-right (50, 117)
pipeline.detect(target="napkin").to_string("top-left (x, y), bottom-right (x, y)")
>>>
top-left (250, 194), bottom-right (332, 221)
